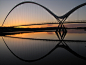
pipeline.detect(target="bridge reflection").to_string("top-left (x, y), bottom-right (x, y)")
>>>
top-left (2, 23), bottom-right (86, 62)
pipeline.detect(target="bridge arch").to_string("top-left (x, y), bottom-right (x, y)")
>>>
top-left (61, 2), bottom-right (86, 18)
top-left (2, 1), bottom-right (86, 26)
top-left (2, 1), bottom-right (58, 26)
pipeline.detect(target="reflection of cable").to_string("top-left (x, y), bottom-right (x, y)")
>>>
top-left (2, 35), bottom-right (86, 42)
top-left (2, 37), bottom-right (86, 62)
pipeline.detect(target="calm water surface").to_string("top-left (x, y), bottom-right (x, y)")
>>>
top-left (0, 30), bottom-right (86, 65)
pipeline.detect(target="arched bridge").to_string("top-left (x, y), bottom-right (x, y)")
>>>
top-left (2, 1), bottom-right (86, 26)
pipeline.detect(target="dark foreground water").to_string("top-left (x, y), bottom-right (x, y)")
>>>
top-left (0, 30), bottom-right (86, 65)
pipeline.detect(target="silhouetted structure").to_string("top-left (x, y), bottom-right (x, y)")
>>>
top-left (1, 1), bottom-right (86, 26)
top-left (0, 1), bottom-right (86, 36)
top-left (1, 1), bottom-right (86, 62)
top-left (2, 23), bottom-right (86, 62)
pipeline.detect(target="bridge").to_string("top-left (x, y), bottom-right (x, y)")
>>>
top-left (0, 1), bottom-right (86, 35)
top-left (0, 1), bottom-right (86, 62)
top-left (1, 1), bottom-right (86, 26)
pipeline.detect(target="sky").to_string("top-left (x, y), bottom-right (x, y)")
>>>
top-left (0, 0), bottom-right (86, 26)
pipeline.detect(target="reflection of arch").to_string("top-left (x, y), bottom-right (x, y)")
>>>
top-left (2, 37), bottom-right (86, 62)
top-left (2, 1), bottom-right (86, 26)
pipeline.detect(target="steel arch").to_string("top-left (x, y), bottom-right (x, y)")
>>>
top-left (2, 1), bottom-right (86, 26)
